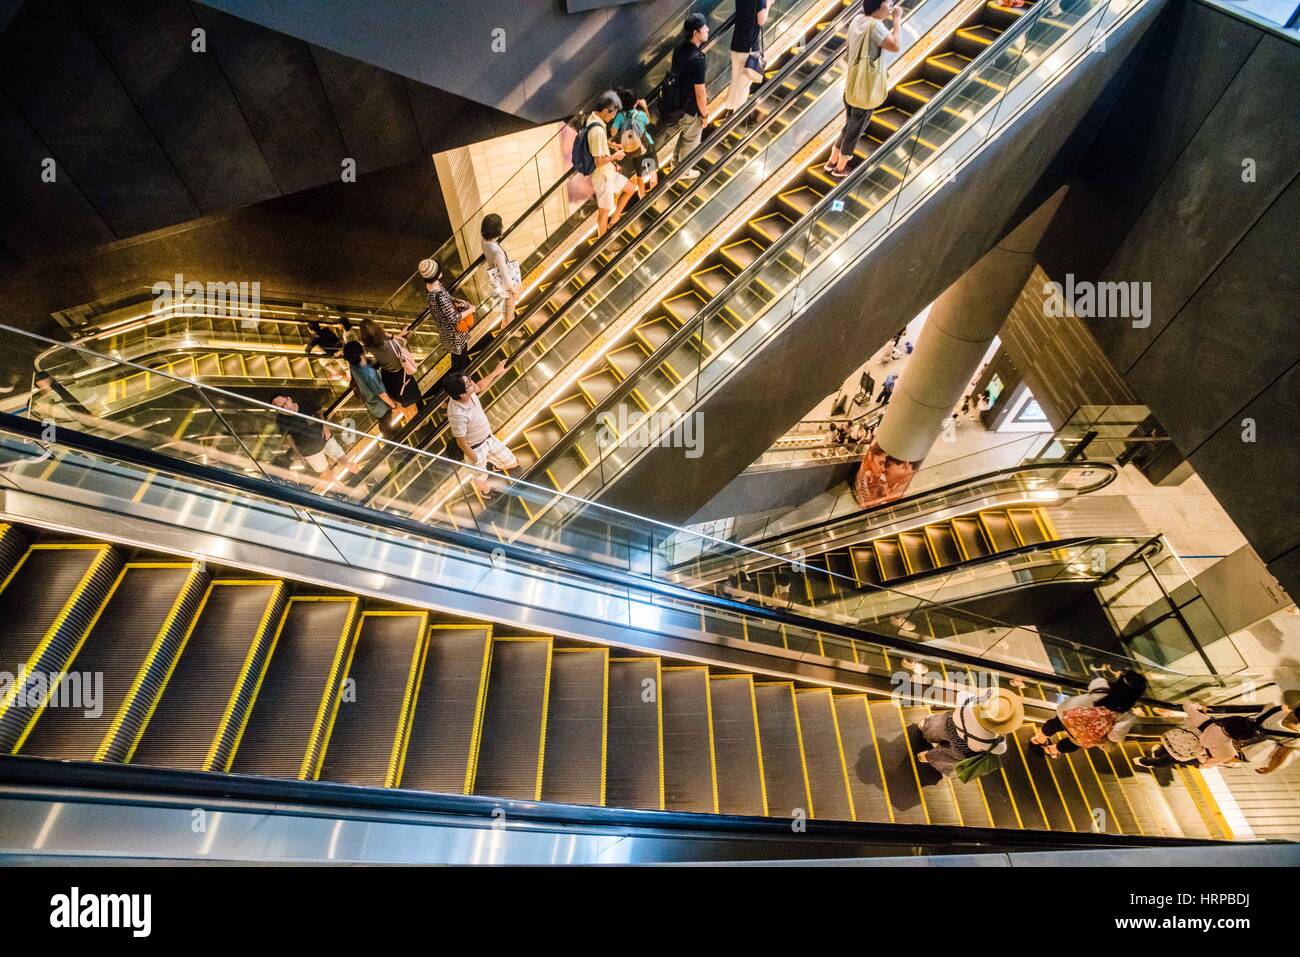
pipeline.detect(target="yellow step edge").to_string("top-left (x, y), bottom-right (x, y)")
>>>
top-left (299, 597), bottom-right (362, 780)
top-left (386, 612), bottom-right (431, 789)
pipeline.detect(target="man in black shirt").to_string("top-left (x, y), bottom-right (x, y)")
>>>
top-left (664, 13), bottom-right (711, 180)
top-left (270, 392), bottom-right (354, 484)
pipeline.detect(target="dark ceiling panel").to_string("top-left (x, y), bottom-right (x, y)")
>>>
top-left (308, 44), bottom-right (423, 175)
top-left (1188, 363), bottom-right (1300, 566)
top-left (70, 0), bottom-right (278, 213)
top-left (0, 0), bottom-right (200, 237)
top-left (190, 1), bottom-right (348, 195)
top-left (0, 89), bottom-right (116, 260)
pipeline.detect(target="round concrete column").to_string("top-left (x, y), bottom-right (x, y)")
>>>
top-left (854, 197), bottom-right (1061, 507)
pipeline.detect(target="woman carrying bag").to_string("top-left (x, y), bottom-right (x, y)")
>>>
top-left (1030, 671), bottom-right (1146, 757)
top-left (824, 0), bottom-right (902, 180)
top-left (917, 687), bottom-right (1025, 781)
top-left (358, 317), bottom-right (422, 422)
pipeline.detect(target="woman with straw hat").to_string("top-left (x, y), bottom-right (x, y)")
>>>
top-left (917, 687), bottom-right (1025, 780)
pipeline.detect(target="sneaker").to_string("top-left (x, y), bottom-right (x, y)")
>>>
top-left (829, 167), bottom-right (851, 180)
top-left (679, 168), bottom-right (700, 181)
top-left (1133, 757), bottom-right (1154, 770)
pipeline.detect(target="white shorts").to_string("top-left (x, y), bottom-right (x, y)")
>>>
top-left (593, 169), bottom-right (630, 211)
top-left (304, 437), bottom-right (346, 473)
top-left (469, 434), bottom-right (518, 472)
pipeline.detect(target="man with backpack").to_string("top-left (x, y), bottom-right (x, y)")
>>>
top-left (661, 12), bottom-right (711, 181)
top-left (574, 91), bottom-right (638, 235)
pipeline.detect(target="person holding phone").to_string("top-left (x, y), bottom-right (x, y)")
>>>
top-left (825, 0), bottom-right (903, 179)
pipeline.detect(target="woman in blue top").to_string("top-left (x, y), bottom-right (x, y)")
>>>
top-left (343, 341), bottom-right (402, 437)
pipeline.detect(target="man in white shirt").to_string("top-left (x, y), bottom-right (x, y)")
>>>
top-left (587, 91), bottom-right (638, 235)
top-left (444, 363), bottom-right (515, 496)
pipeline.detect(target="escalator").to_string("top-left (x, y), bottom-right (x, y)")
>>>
top-left (0, 518), bottom-right (1225, 840)
top-left (364, 0), bottom-right (1065, 527)
top-left (497, 1), bottom-right (1044, 486)
top-left (431, 0), bottom-right (1150, 527)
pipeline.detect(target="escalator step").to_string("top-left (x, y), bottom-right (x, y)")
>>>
top-left (400, 625), bottom-right (493, 795)
top-left (0, 543), bottom-right (122, 751)
top-left (898, 531), bottom-right (933, 576)
top-left (0, 524), bottom-right (28, 582)
top-left (1060, 747), bottom-right (1122, 833)
top-left (17, 563), bottom-right (204, 762)
top-left (924, 524), bottom-right (963, 568)
top-left (129, 580), bottom-right (287, 773)
top-left (709, 675), bottom-right (767, 816)
top-left (1008, 507), bottom-right (1048, 545)
top-left (662, 667), bottom-right (718, 813)
top-left (690, 264), bottom-right (737, 299)
top-left (753, 682), bottom-right (813, 819)
top-left (867, 700), bottom-right (927, 825)
top-left (318, 611), bottom-right (427, 788)
top-left (1114, 742), bottom-right (1182, 837)
top-left (903, 706), bottom-right (963, 826)
top-left (998, 730), bottom-right (1049, 831)
top-left (541, 647), bottom-right (607, 807)
top-left (229, 596), bottom-right (360, 778)
top-left (832, 696), bottom-right (891, 822)
top-left (1013, 726), bottom-right (1076, 832)
top-left (472, 637), bottom-right (552, 802)
top-left (749, 212), bottom-right (794, 245)
top-left (873, 539), bottom-right (907, 581)
top-left (979, 510), bottom-right (1019, 553)
top-left (951, 517), bottom-right (989, 559)
top-left (1086, 748), bottom-right (1144, 836)
top-left (606, 658), bottom-right (664, 810)
top-left (794, 689), bottom-right (855, 821)
top-left (1128, 741), bottom-right (1212, 839)
top-left (924, 51), bottom-right (971, 85)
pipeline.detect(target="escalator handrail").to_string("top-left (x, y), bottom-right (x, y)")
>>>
top-left (737, 461), bottom-right (1119, 553)
top-left (0, 409), bottom-right (1152, 697)
top-left (520, 0), bottom-right (1075, 491)
top-left (354, 0), bottom-right (864, 476)
top-left (0, 755), bottom-right (1232, 849)
top-left (319, 11), bottom-right (743, 422)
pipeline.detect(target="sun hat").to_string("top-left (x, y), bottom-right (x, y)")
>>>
top-left (963, 688), bottom-right (1025, 736)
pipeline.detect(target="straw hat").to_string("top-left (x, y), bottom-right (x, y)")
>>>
top-left (964, 688), bottom-right (1024, 735)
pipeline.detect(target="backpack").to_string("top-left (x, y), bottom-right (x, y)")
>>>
top-left (659, 44), bottom-right (692, 121)
top-left (1160, 726), bottom-right (1204, 763)
top-left (571, 116), bottom-right (602, 176)
top-left (617, 110), bottom-right (650, 156)
top-left (1061, 706), bottom-right (1119, 749)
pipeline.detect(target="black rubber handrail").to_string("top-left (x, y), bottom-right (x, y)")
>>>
top-left (0, 410), bottom-right (1132, 695)
top-left (0, 756), bottom-right (1233, 849)
top-left (0, 754), bottom-right (1237, 852)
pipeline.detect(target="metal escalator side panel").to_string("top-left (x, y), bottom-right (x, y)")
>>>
top-left (661, 666), bottom-right (718, 814)
top-left (401, 625), bottom-right (494, 796)
top-left (0, 543), bottom-right (122, 752)
top-left (539, 647), bottom-right (607, 807)
top-left (16, 563), bottom-right (199, 762)
top-left (753, 682), bottom-right (814, 820)
top-left (96, 565), bottom-right (209, 763)
top-left (794, 688), bottom-right (855, 821)
top-left (227, 596), bottom-right (361, 778)
top-left (317, 611), bottom-right (429, 788)
top-left (471, 637), bottom-right (553, 802)
top-left (708, 674), bottom-right (767, 817)
top-left (126, 580), bottom-right (286, 772)
top-left (606, 657), bottom-right (665, 811)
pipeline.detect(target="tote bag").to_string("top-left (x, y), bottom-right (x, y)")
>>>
top-left (845, 24), bottom-right (889, 110)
